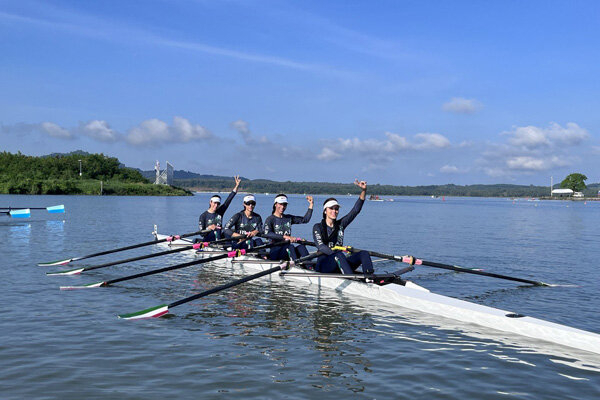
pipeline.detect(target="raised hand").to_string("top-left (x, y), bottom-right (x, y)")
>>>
top-left (306, 195), bottom-right (314, 207)
top-left (354, 179), bottom-right (367, 191)
top-left (233, 175), bottom-right (241, 191)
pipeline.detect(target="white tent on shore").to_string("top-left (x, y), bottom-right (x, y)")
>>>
top-left (552, 188), bottom-right (574, 196)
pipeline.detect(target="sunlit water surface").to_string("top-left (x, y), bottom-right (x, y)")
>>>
top-left (1, 194), bottom-right (600, 399)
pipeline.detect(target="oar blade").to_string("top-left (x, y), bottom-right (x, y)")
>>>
top-left (46, 204), bottom-right (65, 214)
top-left (118, 304), bottom-right (169, 320)
top-left (59, 281), bottom-right (105, 290)
top-left (46, 268), bottom-right (84, 276)
top-left (9, 208), bottom-right (30, 218)
top-left (38, 258), bottom-right (74, 267)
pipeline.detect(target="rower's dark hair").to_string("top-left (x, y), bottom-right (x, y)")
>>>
top-left (322, 197), bottom-right (338, 219)
top-left (272, 193), bottom-right (288, 214)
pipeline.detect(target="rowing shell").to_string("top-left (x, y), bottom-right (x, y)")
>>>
top-left (153, 230), bottom-right (600, 356)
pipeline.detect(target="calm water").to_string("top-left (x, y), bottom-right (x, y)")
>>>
top-left (1, 193), bottom-right (600, 399)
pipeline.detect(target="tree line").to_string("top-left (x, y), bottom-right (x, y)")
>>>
top-left (0, 151), bottom-right (190, 195)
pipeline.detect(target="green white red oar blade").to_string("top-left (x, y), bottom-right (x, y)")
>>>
top-left (118, 304), bottom-right (169, 320)
top-left (46, 268), bottom-right (85, 276)
top-left (38, 258), bottom-right (75, 267)
top-left (59, 281), bottom-right (106, 290)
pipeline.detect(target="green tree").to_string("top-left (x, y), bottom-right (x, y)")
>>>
top-left (561, 173), bottom-right (588, 192)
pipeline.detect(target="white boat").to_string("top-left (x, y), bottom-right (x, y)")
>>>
top-left (152, 229), bottom-right (600, 356)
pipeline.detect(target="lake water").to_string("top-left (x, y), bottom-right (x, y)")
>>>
top-left (1, 193), bottom-right (600, 399)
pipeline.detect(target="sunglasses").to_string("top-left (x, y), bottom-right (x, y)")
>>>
top-left (244, 201), bottom-right (256, 206)
top-left (328, 206), bottom-right (340, 211)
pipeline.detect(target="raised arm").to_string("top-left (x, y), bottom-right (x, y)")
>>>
top-left (291, 196), bottom-right (314, 224)
top-left (339, 180), bottom-right (367, 229)
top-left (216, 175), bottom-right (241, 216)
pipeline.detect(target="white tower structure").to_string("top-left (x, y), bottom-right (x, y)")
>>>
top-left (154, 161), bottom-right (174, 185)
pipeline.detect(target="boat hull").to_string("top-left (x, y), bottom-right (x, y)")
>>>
top-left (153, 231), bottom-right (600, 355)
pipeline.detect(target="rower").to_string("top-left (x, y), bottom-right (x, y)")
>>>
top-left (312, 180), bottom-right (374, 275)
top-left (198, 175), bottom-right (241, 242)
top-left (263, 194), bottom-right (313, 261)
top-left (223, 195), bottom-right (263, 250)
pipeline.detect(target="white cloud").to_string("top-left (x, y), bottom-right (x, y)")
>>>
top-left (230, 120), bottom-right (269, 145)
top-left (317, 147), bottom-right (341, 161)
top-left (440, 165), bottom-right (459, 173)
top-left (503, 122), bottom-right (588, 150)
top-left (413, 133), bottom-right (451, 149)
top-left (126, 117), bottom-right (213, 146)
top-left (442, 97), bottom-right (482, 114)
top-left (81, 120), bottom-right (118, 142)
top-left (40, 122), bottom-right (72, 139)
top-left (478, 122), bottom-right (588, 177)
top-left (127, 119), bottom-right (170, 145)
top-left (173, 116), bottom-right (212, 142)
top-left (506, 156), bottom-right (568, 171)
top-left (319, 131), bottom-right (451, 164)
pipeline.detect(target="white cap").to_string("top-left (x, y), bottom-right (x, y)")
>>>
top-left (243, 195), bottom-right (256, 203)
top-left (323, 199), bottom-right (340, 210)
top-left (210, 195), bottom-right (221, 203)
top-left (274, 195), bottom-right (288, 204)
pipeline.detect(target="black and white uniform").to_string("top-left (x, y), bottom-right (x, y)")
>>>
top-left (224, 211), bottom-right (264, 249)
top-left (198, 190), bottom-right (236, 241)
top-left (312, 198), bottom-right (373, 274)
top-left (263, 208), bottom-right (313, 261)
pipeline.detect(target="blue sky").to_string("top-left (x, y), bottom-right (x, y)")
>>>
top-left (1, 0), bottom-right (599, 185)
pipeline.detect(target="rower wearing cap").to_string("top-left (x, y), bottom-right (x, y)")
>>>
top-left (263, 194), bottom-right (313, 261)
top-left (312, 180), bottom-right (374, 275)
top-left (223, 194), bottom-right (264, 250)
top-left (198, 175), bottom-right (241, 242)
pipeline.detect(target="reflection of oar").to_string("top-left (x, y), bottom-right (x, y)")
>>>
top-left (47, 235), bottom-right (248, 276)
top-left (38, 229), bottom-right (208, 267)
top-left (60, 241), bottom-right (286, 290)
top-left (1, 205), bottom-right (65, 218)
top-left (333, 246), bottom-right (551, 287)
top-left (118, 251), bottom-right (321, 320)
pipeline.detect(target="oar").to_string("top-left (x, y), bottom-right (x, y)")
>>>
top-left (333, 246), bottom-right (551, 287)
top-left (47, 235), bottom-right (248, 276)
top-left (118, 251), bottom-right (322, 320)
top-left (1, 205), bottom-right (65, 215)
top-left (60, 241), bottom-right (286, 290)
top-left (38, 229), bottom-right (209, 267)
top-left (5, 208), bottom-right (31, 218)
top-left (300, 239), bottom-right (480, 270)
